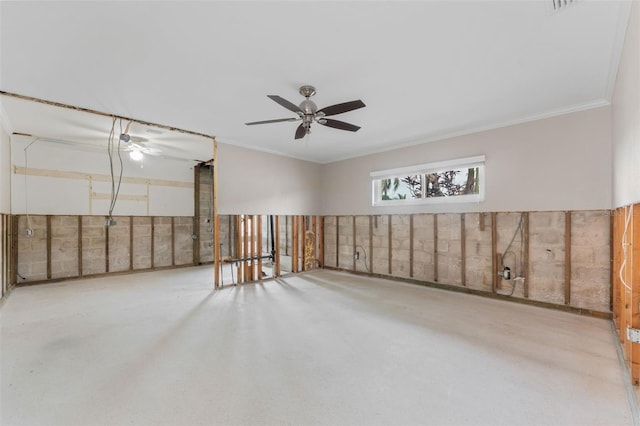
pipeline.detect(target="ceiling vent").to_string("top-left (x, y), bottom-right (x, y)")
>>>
top-left (550, 0), bottom-right (578, 13)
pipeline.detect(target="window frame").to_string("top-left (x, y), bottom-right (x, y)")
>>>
top-left (370, 155), bottom-right (486, 207)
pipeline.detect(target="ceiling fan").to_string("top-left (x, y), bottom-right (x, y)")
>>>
top-left (245, 85), bottom-right (365, 139)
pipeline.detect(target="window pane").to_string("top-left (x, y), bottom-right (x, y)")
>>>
top-left (380, 175), bottom-right (422, 200)
top-left (425, 167), bottom-right (480, 198)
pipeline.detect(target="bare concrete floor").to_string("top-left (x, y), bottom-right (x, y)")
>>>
top-left (0, 267), bottom-right (635, 425)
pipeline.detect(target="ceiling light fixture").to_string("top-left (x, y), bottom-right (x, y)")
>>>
top-left (129, 149), bottom-right (143, 161)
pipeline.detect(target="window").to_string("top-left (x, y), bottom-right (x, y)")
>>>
top-left (371, 155), bottom-right (485, 206)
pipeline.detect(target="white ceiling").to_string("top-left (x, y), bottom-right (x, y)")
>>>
top-left (0, 1), bottom-right (632, 164)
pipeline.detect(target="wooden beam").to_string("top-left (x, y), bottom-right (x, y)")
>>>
top-left (336, 216), bottom-right (339, 268)
top-left (171, 217), bottom-right (176, 267)
top-left (461, 213), bottom-right (466, 286)
top-left (409, 214), bottom-right (414, 278)
top-left (275, 216), bottom-right (281, 277)
top-left (317, 216), bottom-right (324, 268)
top-left (479, 212), bottom-right (485, 232)
top-left (301, 216), bottom-right (307, 271)
top-left (151, 216), bottom-right (155, 269)
top-left (105, 219), bottom-right (110, 273)
top-left (564, 211), bottom-right (571, 305)
top-left (78, 216), bottom-right (83, 277)
top-left (434, 214), bottom-right (438, 282)
top-left (236, 215), bottom-right (242, 283)
top-left (388, 215), bottom-right (392, 275)
top-left (257, 215), bottom-right (263, 279)
top-left (369, 216), bottom-right (373, 274)
top-left (251, 215), bottom-right (257, 280)
top-left (523, 212), bottom-right (530, 298)
top-left (631, 203), bottom-right (640, 384)
top-left (129, 216), bottom-right (133, 271)
top-left (193, 165), bottom-right (201, 265)
top-left (243, 215), bottom-right (249, 281)
top-left (213, 140), bottom-right (220, 289)
top-left (491, 212), bottom-right (497, 293)
top-left (353, 216), bottom-right (357, 271)
top-left (46, 215), bottom-right (52, 279)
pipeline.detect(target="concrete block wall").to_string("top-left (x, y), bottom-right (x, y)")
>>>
top-left (50, 216), bottom-right (79, 280)
top-left (16, 214), bottom-right (201, 284)
top-left (325, 210), bottom-right (611, 314)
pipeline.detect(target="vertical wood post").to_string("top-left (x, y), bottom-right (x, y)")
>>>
top-left (292, 216), bottom-right (298, 273)
top-left (193, 164), bottom-right (201, 265)
top-left (369, 216), bottom-right (374, 274)
top-left (171, 216), bottom-right (176, 267)
top-left (105, 218), bottom-right (110, 273)
top-left (275, 215), bottom-right (281, 277)
top-left (257, 215), bottom-right (263, 279)
top-left (461, 213), bottom-right (466, 286)
top-left (151, 216), bottom-right (155, 269)
top-left (129, 216), bottom-right (133, 271)
top-left (388, 215), bottom-right (392, 275)
top-left (631, 204), bottom-right (640, 384)
top-left (235, 215), bottom-right (242, 283)
top-left (564, 211), bottom-right (571, 305)
top-left (434, 214), bottom-right (438, 282)
top-left (318, 216), bottom-right (324, 268)
top-left (336, 216), bottom-right (339, 269)
top-left (409, 214), bottom-right (414, 278)
top-left (523, 212), bottom-right (530, 298)
top-left (213, 140), bottom-right (220, 289)
top-left (78, 216), bottom-right (83, 277)
top-left (243, 215), bottom-right (249, 281)
top-left (491, 212), bottom-right (497, 293)
top-left (352, 216), bottom-right (357, 271)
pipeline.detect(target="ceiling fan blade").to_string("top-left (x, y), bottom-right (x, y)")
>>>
top-left (267, 95), bottom-right (303, 114)
top-left (245, 117), bottom-right (299, 125)
top-left (319, 119), bottom-right (361, 132)
top-left (295, 124), bottom-right (306, 139)
top-left (317, 100), bottom-right (365, 117)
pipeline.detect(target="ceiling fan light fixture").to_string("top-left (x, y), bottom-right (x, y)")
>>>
top-left (130, 149), bottom-right (143, 161)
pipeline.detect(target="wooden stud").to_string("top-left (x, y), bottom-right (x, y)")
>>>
top-left (285, 216), bottom-right (289, 256)
top-left (1, 215), bottom-right (5, 296)
top-left (251, 215), bottom-right (257, 280)
top-left (353, 216), bottom-right (357, 271)
top-left (129, 216), bottom-right (133, 271)
top-left (318, 216), bottom-right (324, 268)
top-left (213, 140), bottom-right (220, 289)
top-left (335, 216), bottom-right (339, 268)
top-left (388, 215), bottom-right (392, 275)
top-left (496, 253), bottom-right (503, 290)
top-left (409, 214), bottom-right (414, 278)
top-left (301, 215), bottom-right (307, 271)
top-left (631, 203), bottom-right (640, 384)
top-left (275, 216), bottom-right (281, 277)
top-left (434, 214), bottom-right (438, 282)
top-left (11, 216), bottom-right (18, 285)
top-left (461, 213), bottom-right (466, 286)
top-left (311, 216), bottom-right (317, 269)
top-left (479, 212), bottom-right (486, 232)
top-left (369, 216), bottom-right (373, 274)
top-left (491, 212), bottom-right (497, 293)
top-left (257, 215), bottom-right (263, 279)
top-left (46, 215), bottom-right (52, 279)
top-left (564, 211), bottom-right (571, 305)
top-left (610, 210), bottom-right (615, 314)
top-left (151, 216), bottom-right (155, 269)
top-left (105, 219), bottom-right (110, 273)
top-left (78, 216), bottom-right (83, 277)
top-left (236, 215), bottom-right (242, 283)
top-left (171, 217), bottom-right (176, 267)
top-left (243, 215), bottom-right (249, 281)
top-left (523, 212), bottom-right (530, 298)
top-left (193, 164), bottom-right (201, 265)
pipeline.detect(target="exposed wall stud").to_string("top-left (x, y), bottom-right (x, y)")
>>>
top-left (353, 215), bottom-right (357, 271)
top-left (491, 212), bottom-right (497, 293)
top-left (275, 216), bottom-right (281, 277)
top-left (409, 214), bottom-right (414, 278)
top-left (151, 216), bottom-right (155, 269)
top-left (336, 216), bottom-right (340, 268)
top-left (461, 213), bottom-right (466, 286)
top-left (257, 215), bottom-right (263, 279)
top-left (434, 214), bottom-right (438, 282)
top-left (171, 217), bottom-right (176, 267)
top-left (564, 211), bottom-right (571, 305)
top-left (193, 165), bottom-right (201, 265)
top-left (318, 216), bottom-right (324, 268)
top-left (523, 212), bottom-right (530, 298)
top-left (78, 216), bottom-right (83, 277)
top-left (129, 216), bottom-right (133, 271)
top-left (388, 215), bottom-right (392, 275)
top-left (369, 215), bottom-right (373, 274)
top-left (479, 212), bottom-right (486, 232)
top-left (105, 219), bottom-right (110, 273)
top-left (46, 215), bottom-right (52, 279)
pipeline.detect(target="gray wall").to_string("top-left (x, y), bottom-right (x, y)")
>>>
top-left (217, 142), bottom-right (322, 215)
top-left (320, 106), bottom-right (612, 215)
top-left (612, 0), bottom-right (639, 208)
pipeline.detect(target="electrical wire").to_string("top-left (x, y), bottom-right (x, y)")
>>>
top-left (498, 213), bottom-right (525, 296)
top-left (619, 205), bottom-right (633, 292)
top-left (107, 117), bottom-right (125, 221)
top-left (355, 244), bottom-right (372, 272)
